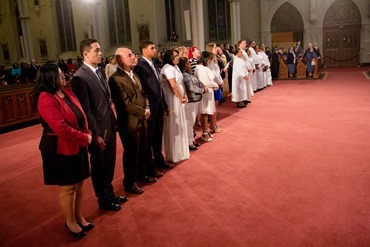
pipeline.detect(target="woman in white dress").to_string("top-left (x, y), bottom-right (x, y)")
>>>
top-left (232, 48), bottom-right (249, 108)
top-left (160, 49), bottom-right (190, 163)
top-left (205, 43), bottom-right (223, 133)
top-left (195, 51), bottom-right (219, 142)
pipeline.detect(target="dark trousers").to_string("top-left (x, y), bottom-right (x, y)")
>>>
top-left (90, 133), bottom-right (116, 200)
top-left (147, 112), bottom-right (165, 168)
top-left (119, 126), bottom-right (147, 188)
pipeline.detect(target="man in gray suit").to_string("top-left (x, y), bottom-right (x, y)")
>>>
top-left (72, 39), bottom-right (128, 211)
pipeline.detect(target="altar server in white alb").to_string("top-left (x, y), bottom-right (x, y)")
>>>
top-left (260, 43), bottom-right (273, 86)
top-left (248, 40), bottom-right (258, 92)
top-left (232, 48), bottom-right (249, 108)
top-left (254, 45), bottom-right (265, 90)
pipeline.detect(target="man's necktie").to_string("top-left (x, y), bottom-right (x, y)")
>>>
top-left (96, 69), bottom-right (110, 98)
top-left (151, 63), bottom-right (160, 81)
top-left (128, 70), bottom-right (136, 84)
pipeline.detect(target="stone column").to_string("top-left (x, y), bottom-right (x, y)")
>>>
top-left (17, 0), bottom-right (34, 61)
top-left (229, 0), bottom-right (241, 45)
top-left (260, 31), bottom-right (272, 47)
top-left (190, 0), bottom-right (205, 50)
top-left (309, 0), bottom-right (317, 23)
top-left (92, 0), bottom-right (107, 52)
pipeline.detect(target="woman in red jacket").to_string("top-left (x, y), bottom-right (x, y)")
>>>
top-left (34, 63), bottom-right (93, 238)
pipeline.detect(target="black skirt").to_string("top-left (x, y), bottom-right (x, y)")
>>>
top-left (41, 147), bottom-right (90, 186)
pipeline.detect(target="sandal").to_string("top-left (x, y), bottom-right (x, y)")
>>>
top-left (201, 133), bottom-right (213, 142)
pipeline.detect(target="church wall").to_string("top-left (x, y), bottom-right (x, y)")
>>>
top-left (1, 0), bottom-right (369, 65)
top-left (27, 2), bottom-right (58, 62)
top-left (261, 0), bottom-right (370, 64)
top-left (239, 0), bottom-right (261, 45)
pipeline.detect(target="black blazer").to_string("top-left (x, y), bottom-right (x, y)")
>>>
top-left (71, 63), bottom-right (116, 141)
top-left (133, 58), bottom-right (167, 116)
top-left (287, 52), bottom-right (296, 64)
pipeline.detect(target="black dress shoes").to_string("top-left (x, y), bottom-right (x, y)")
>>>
top-left (150, 170), bottom-right (164, 178)
top-left (137, 176), bottom-right (157, 183)
top-left (99, 201), bottom-right (121, 211)
top-left (157, 162), bottom-right (174, 169)
top-left (65, 223), bottom-right (86, 238)
top-left (189, 145), bottom-right (198, 151)
top-left (78, 222), bottom-right (94, 231)
top-left (193, 142), bottom-right (201, 147)
top-left (111, 195), bottom-right (129, 204)
top-left (125, 185), bottom-right (144, 194)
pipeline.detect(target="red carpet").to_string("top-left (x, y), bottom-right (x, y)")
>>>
top-left (1, 67), bottom-right (370, 246)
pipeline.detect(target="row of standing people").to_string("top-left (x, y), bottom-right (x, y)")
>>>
top-left (33, 38), bottom-right (170, 238)
top-left (33, 37), bottom-right (275, 239)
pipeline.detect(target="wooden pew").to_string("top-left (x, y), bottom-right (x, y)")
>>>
top-left (278, 57), bottom-right (288, 79)
top-left (296, 57), bottom-right (307, 79)
top-left (313, 57), bottom-right (322, 79)
top-left (0, 82), bottom-right (72, 129)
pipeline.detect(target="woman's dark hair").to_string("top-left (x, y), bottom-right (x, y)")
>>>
top-left (33, 62), bottom-right (61, 106)
top-left (235, 48), bottom-right (242, 55)
top-left (198, 51), bottom-right (213, 66)
top-left (178, 57), bottom-right (189, 72)
top-left (163, 49), bottom-right (179, 66)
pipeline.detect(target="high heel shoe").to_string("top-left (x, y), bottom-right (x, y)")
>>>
top-left (201, 133), bottom-right (212, 142)
top-left (65, 223), bottom-right (86, 238)
top-left (78, 222), bottom-right (94, 231)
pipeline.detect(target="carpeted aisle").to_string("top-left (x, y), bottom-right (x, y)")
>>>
top-left (1, 67), bottom-right (370, 246)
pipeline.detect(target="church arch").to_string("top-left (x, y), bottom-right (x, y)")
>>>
top-left (270, 2), bottom-right (304, 51)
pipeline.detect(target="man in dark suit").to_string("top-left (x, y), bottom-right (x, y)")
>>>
top-left (109, 47), bottom-right (156, 194)
top-left (133, 40), bottom-right (174, 172)
top-left (72, 39), bottom-right (128, 211)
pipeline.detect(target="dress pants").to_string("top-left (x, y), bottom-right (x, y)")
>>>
top-left (147, 112), bottom-right (165, 167)
top-left (90, 133), bottom-right (116, 200)
top-left (119, 124), bottom-right (147, 188)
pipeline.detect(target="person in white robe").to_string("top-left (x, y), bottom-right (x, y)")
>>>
top-left (254, 46), bottom-right (265, 90)
top-left (237, 39), bottom-right (254, 101)
top-left (248, 41), bottom-right (258, 91)
top-left (246, 49), bottom-right (257, 95)
top-left (260, 43), bottom-right (273, 86)
top-left (232, 48), bottom-right (249, 108)
top-left (245, 49), bottom-right (255, 100)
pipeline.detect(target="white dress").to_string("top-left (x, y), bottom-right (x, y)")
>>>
top-left (231, 56), bottom-right (248, 102)
top-left (245, 57), bottom-right (255, 99)
top-left (248, 47), bottom-right (258, 91)
top-left (194, 64), bottom-right (219, 115)
top-left (261, 51), bottom-right (273, 86)
top-left (255, 51), bottom-right (265, 90)
top-left (160, 64), bottom-right (190, 163)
